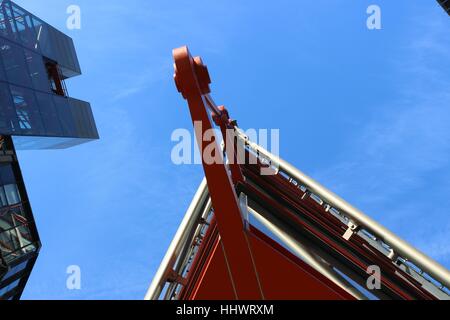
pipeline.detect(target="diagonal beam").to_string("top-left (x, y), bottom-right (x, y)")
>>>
top-left (173, 46), bottom-right (263, 299)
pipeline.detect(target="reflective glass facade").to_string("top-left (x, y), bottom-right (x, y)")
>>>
top-left (0, 0), bottom-right (98, 299)
top-left (0, 136), bottom-right (40, 300)
top-left (0, 0), bottom-right (98, 149)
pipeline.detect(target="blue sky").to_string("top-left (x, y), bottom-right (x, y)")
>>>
top-left (10, 0), bottom-right (450, 299)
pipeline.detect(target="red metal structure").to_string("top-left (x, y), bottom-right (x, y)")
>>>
top-left (146, 46), bottom-right (450, 300)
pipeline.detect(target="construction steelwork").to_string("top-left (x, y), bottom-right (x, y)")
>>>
top-left (146, 47), bottom-right (450, 300)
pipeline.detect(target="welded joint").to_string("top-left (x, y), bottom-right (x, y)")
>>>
top-left (166, 269), bottom-right (187, 286)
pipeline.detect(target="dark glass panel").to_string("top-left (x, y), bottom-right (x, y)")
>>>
top-left (0, 55), bottom-right (7, 81)
top-left (2, 1), bottom-right (19, 43)
top-left (4, 184), bottom-right (20, 205)
top-left (0, 204), bottom-right (27, 228)
top-left (0, 186), bottom-right (7, 207)
top-left (0, 278), bottom-right (20, 297)
top-left (10, 3), bottom-right (36, 49)
top-left (0, 163), bottom-right (15, 185)
top-left (0, 39), bottom-right (32, 88)
top-left (0, 229), bottom-right (19, 257)
top-left (3, 260), bottom-right (28, 280)
top-left (0, 82), bottom-right (18, 133)
top-left (24, 49), bottom-right (50, 92)
top-left (68, 98), bottom-right (99, 139)
top-left (0, 5), bottom-right (9, 38)
top-left (30, 16), bottom-right (46, 53)
top-left (35, 92), bottom-right (62, 136)
top-left (9, 85), bottom-right (44, 135)
top-left (53, 95), bottom-right (76, 136)
top-left (32, 18), bottom-right (55, 61)
top-left (43, 26), bottom-right (81, 77)
top-left (0, 229), bottom-right (36, 264)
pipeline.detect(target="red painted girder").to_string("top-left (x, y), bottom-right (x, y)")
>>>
top-left (173, 46), bottom-right (263, 299)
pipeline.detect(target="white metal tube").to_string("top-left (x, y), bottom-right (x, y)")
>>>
top-left (145, 178), bottom-right (209, 300)
top-left (163, 198), bottom-right (213, 300)
top-left (238, 131), bottom-right (450, 289)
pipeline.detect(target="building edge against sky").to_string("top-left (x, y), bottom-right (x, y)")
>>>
top-left (0, 0), bottom-right (98, 299)
top-left (437, 0), bottom-right (450, 15)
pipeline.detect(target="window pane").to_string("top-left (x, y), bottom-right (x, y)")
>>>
top-left (0, 163), bottom-right (15, 185)
top-left (25, 49), bottom-right (50, 93)
top-left (3, 260), bottom-right (28, 280)
top-left (32, 18), bottom-right (54, 60)
top-left (0, 57), bottom-right (7, 82)
top-left (0, 186), bottom-right (7, 207)
top-left (35, 92), bottom-right (62, 136)
top-left (53, 95), bottom-right (76, 136)
top-left (4, 184), bottom-right (20, 205)
top-left (0, 229), bottom-right (19, 257)
top-left (0, 82), bottom-right (18, 133)
top-left (11, 3), bottom-right (36, 49)
top-left (16, 224), bottom-right (32, 245)
top-left (43, 26), bottom-right (81, 76)
top-left (10, 85), bottom-right (45, 134)
top-left (68, 99), bottom-right (98, 139)
top-left (0, 278), bottom-right (20, 297)
top-left (0, 39), bottom-right (32, 88)
top-left (0, 204), bottom-right (27, 227)
top-left (30, 16), bottom-right (45, 52)
top-left (0, 6), bottom-right (10, 38)
top-left (2, 1), bottom-right (19, 43)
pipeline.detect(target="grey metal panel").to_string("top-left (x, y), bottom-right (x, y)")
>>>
top-left (68, 97), bottom-right (99, 139)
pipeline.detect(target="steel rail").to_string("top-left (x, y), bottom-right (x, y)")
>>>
top-left (163, 198), bottom-right (213, 300)
top-left (247, 206), bottom-right (367, 300)
top-left (236, 129), bottom-right (450, 290)
top-left (145, 178), bottom-right (208, 300)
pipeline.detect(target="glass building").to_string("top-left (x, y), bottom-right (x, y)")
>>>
top-left (0, 0), bottom-right (98, 299)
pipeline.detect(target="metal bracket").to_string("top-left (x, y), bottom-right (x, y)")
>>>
top-left (166, 269), bottom-right (187, 286)
top-left (239, 192), bottom-right (250, 228)
top-left (343, 221), bottom-right (358, 240)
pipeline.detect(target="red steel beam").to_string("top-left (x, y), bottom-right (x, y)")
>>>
top-left (170, 46), bottom-right (444, 300)
top-left (173, 46), bottom-right (263, 299)
top-left (241, 161), bottom-right (435, 299)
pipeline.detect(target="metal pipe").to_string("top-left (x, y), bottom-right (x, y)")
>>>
top-left (237, 131), bottom-right (450, 289)
top-left (145, 178), bottom-right (209, 300)
top-left (248, 207), bottom-right (367, 300)
top-left (163, 198), bottom-right (213, 300)
top-left (174, 198), bottom-right (213, 275)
